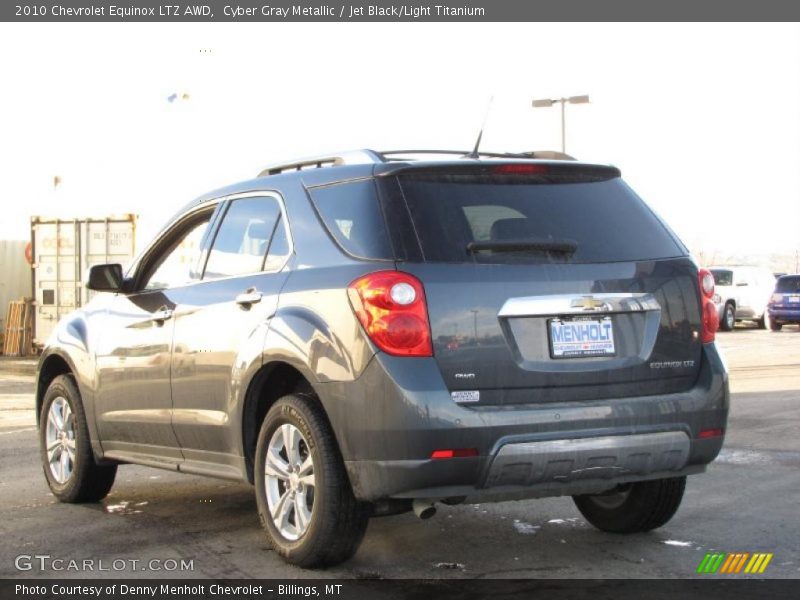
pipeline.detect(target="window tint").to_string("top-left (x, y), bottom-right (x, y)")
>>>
top-left (776, 276), bottom-right (800, 293)
top-left (711, 269), bottom-right (733, 286)
top-left (144, 218), bottom-right (210, 290)
top-left (397, 176), bottom-right (683, 264)
top-left (462, 205), bottom-right (525, 241)
top-left (204, 197), bottom-right (280, 280)
top-left (308, 180), bottom-right (393, 260)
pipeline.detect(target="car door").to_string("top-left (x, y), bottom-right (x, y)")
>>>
top-left (169, 193), bottom-right (293, 472)
top-left (94, 207), bottom-right (216, 463)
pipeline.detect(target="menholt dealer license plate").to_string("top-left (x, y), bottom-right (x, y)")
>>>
top-left (549, 316), bottom-right (615, 358)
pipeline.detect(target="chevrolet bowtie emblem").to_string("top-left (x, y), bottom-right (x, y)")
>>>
top-left (571, 296), bottom-right (609, 311)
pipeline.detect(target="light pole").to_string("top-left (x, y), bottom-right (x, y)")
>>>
top-left (532, 94), bottom-right (590, 153)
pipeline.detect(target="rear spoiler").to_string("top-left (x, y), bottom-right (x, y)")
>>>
top-left (374, 161), bottom-right (621, 182)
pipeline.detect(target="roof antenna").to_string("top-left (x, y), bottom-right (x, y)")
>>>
top-left (465, 96), bottom-right (494, 159)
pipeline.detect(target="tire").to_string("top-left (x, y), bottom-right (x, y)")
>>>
top-left (770, 320), bottom-right (782, 331)
top-left (39, 375), bottom-right (117, 503)
top-left (758, 311), bottom-right (771, 330)
top-left (254, 394), bottom-right (369, 568)
top-left (573, 476), bottom-right (686, 534)
top-left (719, 303), bottom-right (735, 331)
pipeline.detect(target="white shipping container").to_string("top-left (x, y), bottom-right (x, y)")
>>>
top-left (31, 215), bottom-right (137, 345)
top-left (0, 240), bottom-right (32, 335)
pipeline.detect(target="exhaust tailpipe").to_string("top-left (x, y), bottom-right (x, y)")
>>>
top-left (412, 499), bottom-right (436, 519)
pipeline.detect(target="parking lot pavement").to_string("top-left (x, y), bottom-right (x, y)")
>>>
top-left (1, 327), bottom-right (798, 579)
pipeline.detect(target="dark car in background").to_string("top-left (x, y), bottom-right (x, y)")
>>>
top-left (35, 149), bottom-right (728, 567)
top-left (768, 275), bottom-right (800, 330)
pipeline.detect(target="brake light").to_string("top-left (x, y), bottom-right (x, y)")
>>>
top-left (431, 448), bottom-right (479, 459)
top-left (492, 164), bottom-right (549, 175)
top-left (348, 271), bottom-right (433, 357)
top-left (769, 293), bottom-right (782, 305)
top-left (698, 268), bottom-right (718, 343)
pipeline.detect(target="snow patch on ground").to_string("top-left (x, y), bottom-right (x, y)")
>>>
top-left (513, 520), bottom-right (540, 535)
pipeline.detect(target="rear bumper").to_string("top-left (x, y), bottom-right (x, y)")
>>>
top-left (768, 307), bottom-right (800, 323)
top-left (318, 344), bottom-right (728, 502)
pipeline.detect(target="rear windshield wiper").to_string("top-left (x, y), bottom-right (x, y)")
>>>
top-left (466, 239), bottom-right (578, 255)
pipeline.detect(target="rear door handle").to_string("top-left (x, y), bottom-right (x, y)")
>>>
top-left (236, 288), bottom-right (263, 307)
top-left (151, 307), bottom-right (173, 325)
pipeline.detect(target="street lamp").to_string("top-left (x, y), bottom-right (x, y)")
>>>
top-left (531, 94), bottom-right (590, 153)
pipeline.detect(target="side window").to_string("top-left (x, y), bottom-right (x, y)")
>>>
top-left (308, 180), bottom-right (393, 259)
top-left (204, 196), bottom-right (281, 280)
top-left (143, 217), bottom-right (211, 291)
top-left (263, 215), bottom-right (291, 272)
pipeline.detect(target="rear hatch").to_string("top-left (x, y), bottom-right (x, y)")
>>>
top-left (772, 275), bottom-right (800, 307)
top-left (374, 162), bottom-right (703, 406)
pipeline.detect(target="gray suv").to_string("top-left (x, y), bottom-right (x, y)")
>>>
top-left (36, 150), bottom-right (728, 567)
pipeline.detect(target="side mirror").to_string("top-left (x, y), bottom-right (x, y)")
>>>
top-left (87, 264), bottom-right (124, 292)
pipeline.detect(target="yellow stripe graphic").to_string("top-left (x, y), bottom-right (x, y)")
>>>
top-left (747, 553), bottom-right (766, 573)
top-left (758, 553), bottom-right (773, 574)
top-left (744, 554), bottom-right (759, 574)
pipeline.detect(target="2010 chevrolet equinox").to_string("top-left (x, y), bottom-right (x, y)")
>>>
top-left (36, 149), bottom-right (728, 567)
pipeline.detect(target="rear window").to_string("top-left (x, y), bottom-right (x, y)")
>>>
top-left (396, 173), bottom-right (684, 264)
top-left (308, 179), bottom-right (393, 260)
top-left (711, 269), bottom-right (733, 286)
top-left (776, 276), bottom-right (800, 292)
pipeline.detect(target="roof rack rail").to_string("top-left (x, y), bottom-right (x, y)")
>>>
top-left (379, 149), bottom-right (576, 161)
top-left (256, 148), bottom-right (575, 177)
top-left (257, 149), bottom-right (385, 177)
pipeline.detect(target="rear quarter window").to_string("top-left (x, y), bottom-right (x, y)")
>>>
top-left (308, 179), bottom-right (393, 260)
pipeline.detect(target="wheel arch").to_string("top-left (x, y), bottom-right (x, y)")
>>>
top-left (36, 351), bottom-right (77, 426)
top-left (242, 360), bottom-right (336, 484)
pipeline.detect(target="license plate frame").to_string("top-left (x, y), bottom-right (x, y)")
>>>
top-left (548, 316), bottom-right (616, 359)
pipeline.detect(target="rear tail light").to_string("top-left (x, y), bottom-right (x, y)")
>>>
top-left (770, 293), bottom-right (782, 305)
top-left (698, 268), bottom-right (718, 343)
top-left (431, 448), bottom-right (479, 459)
top-left (348, 270), bottom-right (433, 357)
top-left (698, 428), bottom-right (724, 439)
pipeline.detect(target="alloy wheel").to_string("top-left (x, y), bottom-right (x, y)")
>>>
top-left (264, 424), bottom-right (316, 541)
top-left (45, 397), bottom-right (76, 484)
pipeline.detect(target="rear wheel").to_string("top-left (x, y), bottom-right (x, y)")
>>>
top-left (719, 303), bottom-right (735, 331)
top-left (39, 375), bottom-right (117, 503)
top-left (759, 311), bottom-right (771, 330)
top-left (770, 320), bottom-right (782, 331)
top-left (573, 477), bottom-right (686, 533)
top-left (254, 394), bottom-right (369, 568)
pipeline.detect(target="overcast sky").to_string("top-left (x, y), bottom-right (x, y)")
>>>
top-left (1, 23), bottom-right (798, 256)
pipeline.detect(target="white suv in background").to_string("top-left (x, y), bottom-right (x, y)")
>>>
top-left (709, 266), bottom-right (776, 331)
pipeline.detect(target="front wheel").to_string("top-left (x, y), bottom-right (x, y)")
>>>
top-left (254, 394), bottom-right (369, 568)
top-left (39, 375), bottom-right (117, 503)
top-left (573, 477), bottom-right (686, 533)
